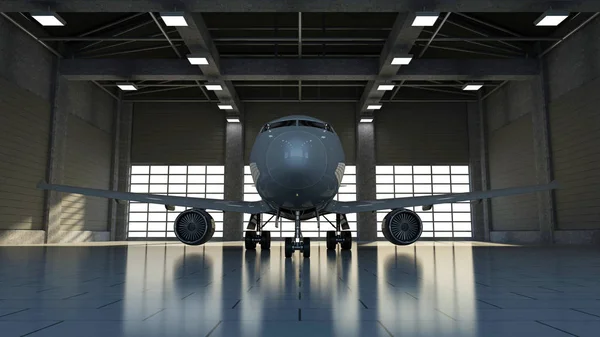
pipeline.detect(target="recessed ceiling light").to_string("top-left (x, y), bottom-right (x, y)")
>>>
top-left (205, 84), bottom-right (223, 91)
top-left (227, 118), bottom-right (240, 123)
top-left (367, 104), bottom-right (382, 110)
top-left (412, 12), bottom-right (439, 26)
top-left (160, 12), bottom-right (188, 26)
top-left (534, 10), bottom-right (569, 26)
top-left (360, 118), bottom-right (374, 123)
top-left (462, 83), bottom-right (483, 91)
top-left (218, 104), bottom-right (234, 110)
top-left (187, 55), bottom-right (209, 65)
top-left (31, 12), bottom-right (66, 26)
top-left (116, 83), bottom-right (138, 91)
top-left (377, 85), bottom-right (395, 91)
top-left (391, 55), bottom-right (413, 65)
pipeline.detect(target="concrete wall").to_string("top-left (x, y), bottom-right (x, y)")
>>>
top-left (375, 103), bottom-right (469, 164)
top-left (0, 16), bottom-right (117, 244)
top-left (545, 16), bottom-right (600, 242)
top-left (0, 16), bottom-right (54, 243)
top-left (485, 81), bottom-right (538, 232)
top-left (484, 15), bottom-right (600, 245)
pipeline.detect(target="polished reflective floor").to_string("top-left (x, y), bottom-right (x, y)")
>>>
top-left (0, 241), bottom-right (600, 336)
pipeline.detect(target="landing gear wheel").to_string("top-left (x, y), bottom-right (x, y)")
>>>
top-left (245, 231), bottom-right (256, 250)
top-left (340, 231), bottom-right (352, 250)
top-left (284, 238), bottom-right (293, 258)
top-left (303, 238), bottom-right (311, 258)
top-left (260, 231), bottom-right (271, 250)
top-left (326, 231), bottom-right (336, 250)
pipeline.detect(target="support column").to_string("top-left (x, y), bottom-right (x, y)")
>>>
top-left (115, 102), bottom-right (133, 241)
top-left (531, 58), bottom-right (556, 244)
top-left (356, 111), bottom-right (377, 242)
top-left (223, 119), bottom-right (244, 241)
top-left (467, 102), bottom-right (486, 241)
top-left (44, 61), bottom-right (68, 243)
top-left (108, 94), bottom-right (122, 241)
top-left (478, 93), bottom-right (492, 241)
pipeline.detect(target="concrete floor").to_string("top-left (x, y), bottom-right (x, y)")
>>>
top-left (0, 241), bottom-right (599, 337)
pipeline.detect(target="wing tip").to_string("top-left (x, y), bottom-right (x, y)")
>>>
top-left (37, 180), bottom-right (49, 189)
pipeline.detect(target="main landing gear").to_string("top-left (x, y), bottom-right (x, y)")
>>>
top-left (285, 211), bottom-right (311, 258)
top-left (244, 213), bottom-right (271, 250)
top-left (325, 213), bottom-right (352, 250)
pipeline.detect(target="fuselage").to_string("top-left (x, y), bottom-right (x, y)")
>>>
top-left (249, 115), bottom-right (345, 219)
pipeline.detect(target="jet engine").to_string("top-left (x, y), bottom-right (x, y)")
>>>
top-left (173, 209), bottom-right (215, 245)
top-left (381, 208), bottom-right (423, 245)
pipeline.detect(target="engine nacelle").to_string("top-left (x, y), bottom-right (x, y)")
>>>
top-left (381, 208), bottom-right (423, 245)
top-left (173, 209), bottom-right (215, 245)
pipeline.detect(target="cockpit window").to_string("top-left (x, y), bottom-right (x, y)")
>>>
top-left (298, 120), bottom-right (335, 133)
top-left (260, 120), bottom-right (296, 133)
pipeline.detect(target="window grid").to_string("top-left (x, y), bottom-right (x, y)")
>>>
top-left (375, 165), bottom-right (472, 239)
top-left (127, 165), bottom-right (225, 239)
top-left (243, 166), bottom-right (358, 238)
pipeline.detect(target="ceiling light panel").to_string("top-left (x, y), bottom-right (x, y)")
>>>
top-left (160, 12), bottom-right (188, 26)
top-left (412, 12), bottom-right (439, 26)
top-left (31, 12), bottom-right (66, 26)
top-left (534, 10), bottom-right (569, 26)
top-left (377, 85), bottom-right (395, 91)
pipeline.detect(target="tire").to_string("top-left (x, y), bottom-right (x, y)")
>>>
top-left (284, 238), bottom-right (293, 258)
top-left (245, 231), bottom-right (256, 250)
top-left (326, 231), bottom-right (336, 250)
top-left (303, 238), bottom-right (311, 258)
top-left (260, 231), bottom-right (271, 250)
top-left (340, 231), bottom-right (352, 250)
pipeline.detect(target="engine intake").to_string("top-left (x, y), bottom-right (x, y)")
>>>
top-left (173, 209), bottom-right (215, 245)
top-left (381, 209), bottom-right (423, 245)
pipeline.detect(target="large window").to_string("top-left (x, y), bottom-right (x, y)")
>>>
top-left (243, 166), bottom-right (357, 238)
top-left (375, 165), bottom-right (472, 239)
top-left (127, 165), bottom-right (225, 239)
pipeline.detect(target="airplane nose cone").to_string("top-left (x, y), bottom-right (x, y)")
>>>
top-left (266, 131), bottom-right (328, 189)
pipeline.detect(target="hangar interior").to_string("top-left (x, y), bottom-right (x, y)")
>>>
top-left (1, 2), bottom-right (600, 337)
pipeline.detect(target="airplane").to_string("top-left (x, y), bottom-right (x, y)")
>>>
top-left (38, 115), bottom-right (558, 258)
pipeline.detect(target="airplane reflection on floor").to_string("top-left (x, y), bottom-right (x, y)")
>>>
top-left (0, 242), bottom-right (599, 336)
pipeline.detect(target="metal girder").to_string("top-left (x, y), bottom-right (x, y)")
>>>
top-left (58, 58), bottom-right (539, 81)
top-left (2, 0), bottom-right (599, 12)
top-left (358, 12), bottom-right (424, 113)
top-left (176, 13), bottom-right (242, 113)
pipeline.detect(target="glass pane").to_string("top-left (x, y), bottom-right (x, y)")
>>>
top-left (207, 175), bottom-right (225, 184)
top-left (128, 232), bottom-right (146, 238)
top-left (244, 166), bottom-right (251, 174)
top-left (148, 222), bottom-right (166, 231)
top-left (129, 203), bottom-right (148, 212)
top-left (187, 185), bottom-right (205, 193)
top-left (394, 166), bottom-right (412, 174)
top-left (188, 166), bottom-right (206, 174)
top-left (244, 175), bottom-right (254, 184)
top-left (434, 203), bottom-right (452, 212)
top-left (432, 175), bottom-right (450, 184)
top-left (169, 166), bottom-right (187, 174)
top-left (435, 232), bottom-right (453, 238)
top-left (376, 194), bottom-right (394, 200)
top-left (414, 185), bottom-right (432, 193)
top-left (338, 184), bottom-right (356, 193)
top-left (206, 166), bottom-right (225, 174)
top-left (451, 175), bottom-right (469, 184)
top-left (395, 184), bottom-right (413, 193)
top-left (337, 194), bottom-right (356, 201)
top-left (169, 185), bottom-right (187, 193)
top-left (435, 222), bottom-right (453, 231)
top-left (451, 166), bottom-right (469, 174)
top-left (149, 185), bottom-right (168, 193)
top-left (452, 184), bottom-right (470, 193)
top-left (413, 175), bottom-right (432, 184)
top-left (151, 166), bottom-right (169, 174)
top-left (147, 232), bottom-right (166, 238)
top-left (376, 166), bottom-right (394, 174)
top-left (341, 175), bottom-right (356, 184)
top-left (169, 175), bottom-right (187, 184)
top-left (131, 175), bottom-right (149, 184)
top-left (128, 222), bottom-right (147, 231)
top-left (421, 232), bottom-right (433, 237)
top-left (206, 185), bottom-right (224, 193)
top-left (131, 166), bottom-right (150, 174)
top-left (454, 222), bottom-right (472, 231)
top-left (206, 193), bottom-right (224, 199)
top-left (394, 175), bottom-right (412, 184)
top-left (244, 185), bottom-right (257, 193)
top-left (453, 213), bottom-right (471, 222)
top-left (422, 222), bottom-right (433, 231)
top-left (453, 203), bottom-right (471, 212)
top-left (413, 166), bottom-right (431, 174)
top-left (454, 232), bottom-right (472, 238)
top-left (129, 213), bottom-right (147, 222)
top-left (148, 213), bottom-right (166, 221)
top-left (345, 166), bottom-right (356, 174)
top-left (148, 203), bottom-right (165, 212)
top-left (432, 166), bottom-right (450, 174)
top-left (130, 185), bottom-right (148, 193)
top-left (434, 213), bottom-right (452, 222)
top-left (433, 184), bottom-right (451, 193)
top-left (376, 184), bottom-right (394, 193)
top-left (188, 175), bottom-right (206, 184)
top-left (376, 175), bottom-right (394, 184)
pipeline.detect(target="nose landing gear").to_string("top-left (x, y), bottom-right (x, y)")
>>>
top-left (285, 211), bottom-right (311, 258)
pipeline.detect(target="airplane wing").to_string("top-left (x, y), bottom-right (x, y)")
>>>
top-left (37, 181), bottom-right (272, 214)
top-left (325, 181), bottom-right (558, 214)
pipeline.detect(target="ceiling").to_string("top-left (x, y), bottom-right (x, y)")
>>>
top-left (2, 10), bottom-right (597, 106)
